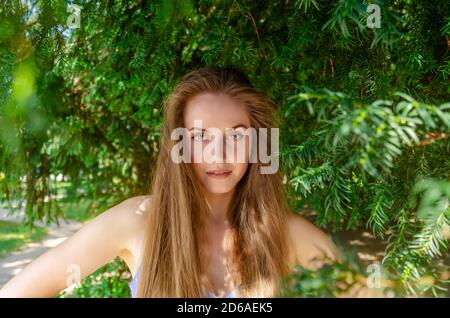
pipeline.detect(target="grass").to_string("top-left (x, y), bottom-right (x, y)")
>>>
top-left (0, 220), bottom-right (48, 258)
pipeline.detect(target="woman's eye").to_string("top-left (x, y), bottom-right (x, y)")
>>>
top-left (227, 132), bottom-right (244, 141)
top-left (192, 133), bottom-right (208, 142)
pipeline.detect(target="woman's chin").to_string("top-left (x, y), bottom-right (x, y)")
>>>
top-left (203, 184), bottom-right (236, 195)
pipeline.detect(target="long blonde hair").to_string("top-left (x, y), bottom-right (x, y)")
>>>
top-left (136, 66), bottom-right (292, 297)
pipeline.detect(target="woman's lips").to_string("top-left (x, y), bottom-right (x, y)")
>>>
top-left (206, 170), bottom-right (232, 178)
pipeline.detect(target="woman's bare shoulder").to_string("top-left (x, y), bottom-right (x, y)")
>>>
top-left (115, 195), bottom-right (152, 239)
top-left (120, 195), bottom-right (153, 220)
top-left (107, 195), bottom-right (153, 272)
top-left (286, 211), bottom-right (341, 270)
top-left (102, 195), bottom-right (152, 229)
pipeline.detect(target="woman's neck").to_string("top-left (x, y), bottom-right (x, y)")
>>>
top-left (204, 189), bottom-right (235, 225)
top-left (201, 189), bottom-right (237, 294)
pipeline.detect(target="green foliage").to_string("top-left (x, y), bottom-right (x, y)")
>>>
top-left (284, 88), bottom-right (449, 296)
top-left (0, 0), bottom-right (449, 297)
top-left (280, 262), bottom-right (362, 298)
top-left (278, 249), bottom-right (397, 298)
top-left (58, 258), bottom-right (131, 298)
top-left (57, 195), bottom-right (124, 222)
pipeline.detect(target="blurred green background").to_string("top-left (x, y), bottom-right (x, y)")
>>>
top-left (0, 0), bottom-right (449, 297)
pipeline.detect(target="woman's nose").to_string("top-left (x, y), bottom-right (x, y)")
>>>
top-left (209, 135), bottom-right (226, 163)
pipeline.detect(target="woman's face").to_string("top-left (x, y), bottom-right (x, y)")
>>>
top-left (183, 92), bottom-right (251, 194)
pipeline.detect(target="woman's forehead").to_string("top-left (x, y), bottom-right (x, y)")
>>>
top-left (183, 92), bottom-right (250, 129)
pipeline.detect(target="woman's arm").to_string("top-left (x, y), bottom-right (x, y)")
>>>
top-left (287, 213), bottom-right (341, 270)
top-left (287, 212), bottom-right (385, 297)
top-left (0, 196), bottom-right (149, 297)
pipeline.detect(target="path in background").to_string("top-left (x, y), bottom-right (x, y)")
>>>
top-left (0, 206), bottom-right (83, 292)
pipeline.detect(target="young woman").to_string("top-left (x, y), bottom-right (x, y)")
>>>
top-left (0, 66), bottom-right (339, 298)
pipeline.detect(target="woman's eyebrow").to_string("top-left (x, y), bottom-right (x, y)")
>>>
top-left (231, 124), bottom-right (248, 129)
top-left (188, 127), bottom-right (205, 131)
top-left (187, 124), bottom-right (248, 131)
